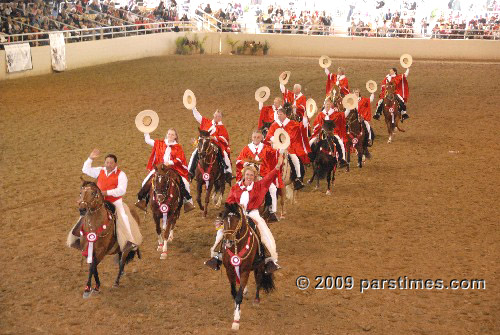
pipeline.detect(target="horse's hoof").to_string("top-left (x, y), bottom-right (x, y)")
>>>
top-left (243, 287), bottom-right (248, 296)
top-left (157, 245), bottom-right (162, 252)
top-left (82, 290), bottom-right (92, 299)
top-left (253, 298), bottom-right (260, 305)
top-left (307, 179), bottom-right (313, 184)
top-left (231, 321), bottom-right (240, 331)
top-left (112, 282), bottom-right (119, 288)
top-left (314, 186), bottom-right (318, 190)
top-left (326, 190), bottom-right (331, 196)
top-left (160, 252), bottom-right (168, 260)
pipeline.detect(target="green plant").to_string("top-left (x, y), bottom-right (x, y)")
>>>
top-left (174, 34), bottom-right (207, 55)
top-left (226, 36), bottom-right (240, 54)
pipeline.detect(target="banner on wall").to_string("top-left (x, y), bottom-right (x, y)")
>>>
top-left (49, 32), bottom-right (66, 72)
top-left (4, 43), bottom-right (33, 73)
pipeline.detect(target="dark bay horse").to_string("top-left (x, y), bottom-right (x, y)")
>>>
top-left (383, 82), bottom-right (405, 143)
top-left (78, 181), bottom-right (139, 298)
top-left (221, 203), bottom-right (275, 331)
top-left (148, 164), bottom-right (182, 259)
top-left (195, 129), bottom-right (225, 217)
top-left (259, 121), bottom-right (273, 139)
top-left (308, 128), bottom-right (338, 195)
top-left (346, 109), bottom-right (370, 169)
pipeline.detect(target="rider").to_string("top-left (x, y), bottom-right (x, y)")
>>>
top-left (187, 107), bottom-right (233, 184)
top-left (325, 66), bottom-right (350, 97)
top-left (68, 149), bottom-right (142, 252)
top-left (374, 67), bottom-right (410, 121)
top-left (135, 128), bottom-right (195, 213)
top-left (309, 98), bottom-right (348, 165)
top-left (258, 96), bottom-right (282, 129)
top-left (235, 130), bottom-right (280, 223)
top-left (280, 82), bottom-right (306, 119)
top-left (205, 154), bottom-right (284, 274)
top-left (265, 108), bottom-right (311, 190)
top-left (353, 88), bottom-right (374, 146)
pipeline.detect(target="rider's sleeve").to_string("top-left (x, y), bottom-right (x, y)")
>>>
top-left (82, 158), bottom-right (101, 179)
top-left (325, 68), bottom-right (330, 76)
top-left (404, 68), bottom-right (409, 77)
top-left (107, 171), bottom-right (128, 198)
top-left (344, 109), bottom-right (351, 117)
top-left (258, 168), bottom-right (279, 190)
top-left (279, 84), bottom-right (286, 93)
top-left (192, 107), bottom-right (202, 124)
top-left (370, 94), bottom-right (374, 102)
top-left (258, 101), bottom-right (263, 110)
top-left (144, 133), bottom-right (155, 146)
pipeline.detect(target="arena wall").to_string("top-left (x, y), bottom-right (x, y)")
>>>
top-left (1, 32), bottom-right (499, 80)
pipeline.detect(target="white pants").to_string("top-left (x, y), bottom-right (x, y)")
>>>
top-left (211, 228), bottom-right (224, 257)
top-left (289, 154), bottom-right (302, 178)
top-left (113, 198), bottom-right (133, 242)
top-left (269, 183), bottom-right (277, 214)
top-left (188, 148), bottom-right (232, 173)
top-left (142, 171), bottom-right (192, 200)
top-left (364, 120), bottom-right (372, 140)
top-left (247, 209), bottom-right (278, 262)
top-left (334, 135), bottom-right (346, 160)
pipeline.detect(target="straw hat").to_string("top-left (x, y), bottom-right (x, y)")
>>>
top-left (255, 86), bottom-right (271, 103)
top-left (183, 89), bottom-right (197, 109)
top-left (306, 98), bottom-right (317, 119)
top-left (400, 54), bottom-right (413, 68)
top-left (135, 110), bottom-right (159, 133)
top-left (272, 128), bottom-right (291, 150)
top-left (319, 55), bottom-right (332, 69)
top-left (279, 71), bottom-right (291, 85)
top-left (366, 80), bottom-right (378, 93)
top-left (342, 93), bottom-right (358, 110)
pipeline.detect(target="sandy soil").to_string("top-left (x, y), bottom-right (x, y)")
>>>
top-left (0, 55), bottom-right (499, 335)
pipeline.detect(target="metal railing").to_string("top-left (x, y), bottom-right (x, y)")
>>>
top-left (0, 20), bottom-right (197, 47)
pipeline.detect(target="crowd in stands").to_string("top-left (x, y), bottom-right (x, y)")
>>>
top-left (0, 0), bottom-right (188, 46)
top-left (256, 6), bottom-right (334, 35)
top-left (195, 2), bottom-right (243, 32)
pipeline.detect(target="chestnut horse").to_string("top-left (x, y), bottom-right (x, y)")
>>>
top-left (383, 82), bottom-right (405, 143)
top-left (149, 164), bottom-right (182, 259)
top-left (345, 109), bottom-right (370, 169)
top-left (78, 181), bottom-right (139, 298)
top-left (308, 129), bottom-right (338, 195)
top-left (195, 129), bottom-right (225, 217)
top-left (221, 203), bottom-right (275, 331)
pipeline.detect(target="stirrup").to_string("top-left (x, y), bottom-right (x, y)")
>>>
top-left (204, 257), bottom-right (221, 271)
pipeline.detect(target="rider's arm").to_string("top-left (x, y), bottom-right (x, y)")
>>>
top-left (279, 83), bottom-right (286, 94)
top-left (144, 133), bottom-right (154, 146)
top-left (370, 93), bottom-right (374, 102)
top-left (82, 158), bottom-right (101, 179)
top-left (325, 68), bottom-right (330, 76)
top-left (404, 68), bottom-right (409, 77)
top-left (344, 109), bottom-right (351, 117)
top-left (258, 101), bottom-right (263, 110)
top-left (192, 107), bottom-right (202, 124)
top-left (106, 171), bottom-right (128, 198)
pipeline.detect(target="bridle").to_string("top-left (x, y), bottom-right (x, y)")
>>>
top-left (198, 136), bottom-right (218, 166)
top-left (79, 185), bottom-right (104, 215)
top-left (320, 130), bottom-right (337, 154)
top-left (152, 168), bottom-right (179, 205)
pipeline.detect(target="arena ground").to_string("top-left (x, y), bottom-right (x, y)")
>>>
top-left (0, 55), bottom-right (499, 334)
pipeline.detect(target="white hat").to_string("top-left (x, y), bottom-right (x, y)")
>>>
top-left (319, 55), bottom-right (332, 69)
top-left (183, 89), bottom-right (197, 109)
top-left (342, 93), bottom-right (357, 110)
top-left (272, 128), bottom-right (291, 150)
top-left (306, 98), bottom-right (317, 119)
top-left (135, 110), bottom-right (159, 133)
top-left (255, 86), bottom-right (271, 103)
top-left (279, 71), bottom-right (291, 85)
top-left (366, 80), bottom-right (378, 93)
top-left (400, 54), bottom-right (413, 68)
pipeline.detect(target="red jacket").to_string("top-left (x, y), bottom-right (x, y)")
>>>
top-left (311, 108), bottom-right (339, 139)
top-left (226, 169), bottom-right (279, 211)
top-left (379, 74), bottom-right (409, 102)
top-left (258, 105), bottom-right (277, 129)
top-left (265, 118), bottom-right (311, 164)
top-left (326, 73), bottom-right (350, 96)
top-left (146, 140), bottom-right (189, 179)
top-left (331, 111), bottom-right (347, 143)
top-left (199, 116), bottom-right (231, 154)
top-left (235, 143), bottom-right (277, 180)
top-left (282, 88), bottom-right (306, 118)
top-left (357, 97), bottom-right (372, 121)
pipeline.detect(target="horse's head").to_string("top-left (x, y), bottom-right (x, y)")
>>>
top-left (78, 180), bottom-right (104, 215)
top-left (329, 84), bottom-right (342, 99)
top-left (221, 203), bottom-right (245, 244)
top-left (385, 81), bottom-right (396, 99)
top-left (197, 128), bottom-right (217, 164)
top-left (259, 121), bottom-right (273, 138)
top-left (153, 163), bottom-right (176, 203)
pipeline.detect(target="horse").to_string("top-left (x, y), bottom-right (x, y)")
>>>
top-left (383, 82), bottom-right (405, 143)
top-left (195, 129), bottom-right (226, 217)
top-left (78, 180), bottom-right (140, 298)
top-left (148, 163), bottom-right (183, 259)
top-left (283, 101), bottom-right (301, 122)
top-left (221, 203), bottom-right (275, 331)
top-left (345, 109), bottom-right (370, 170)
top-left (308, 129), bottom-right (338, 195)
top-left (279, 149), bottom-right (305, 218)
top-left (259, 121), bottom-right (273, 139)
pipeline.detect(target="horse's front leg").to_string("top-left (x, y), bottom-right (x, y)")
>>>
top-left (232, 271), bottom-right (251, 331)
top-left (346, 143), bottom-right (351, 172)
top-left (386, 120), bottom-right (393, 143)
top-left (154, 213), bottom-right (163, 252)
top-left (307, 163), bottom-right (316, 185)
top-left (203, 184), bottom-right (212, 218)
top-left (279, 188), bottom-right (286, 219)
top-left (83, 258), bottom-right (95, 298)
top-left (357, 145), bottom-right (363, 168)
top-left (196, 180), bottom-right (204, 211)
top-left (93, 260), bottom-right (101, 293)
top-left (114, 251), bottom-right (124, 287)
top-left (326, 167), bottom-right (332, 195)
top-left (160, 219), bottom-right (173, 260)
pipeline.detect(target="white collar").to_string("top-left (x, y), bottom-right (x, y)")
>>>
top-left (212, 120), bottom-right (223, 125)
top-left (276, 118), bottom-right (290, 127)
top-left (164, 140), bottom-right (177, 145)
top-left (238, 180), bottom-right (254, 190)
top-left (294, 92), bottom-right (303, 99)
top-left (248, 142), bottom-right (264, 154)
top-left (337, 75), bottom-right (345, 80)
top-left (103, 166), bottom-right (118, 177)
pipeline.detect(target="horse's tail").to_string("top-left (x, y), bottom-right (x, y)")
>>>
top-left (258, 271), bottom-right (275, 294)
top-left (396, 123), bottom-right (405, 132)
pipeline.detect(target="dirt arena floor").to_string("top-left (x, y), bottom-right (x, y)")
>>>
top-left (0, 55), bottom-right (499, 334)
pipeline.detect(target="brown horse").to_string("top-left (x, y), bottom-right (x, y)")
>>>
top-left (345, 109), bottom-right (370, 169)
top-left (195, 129), bottom-right (225, 217)
top-left (308, 128), bottom-right (338, 195)
top-left (221, 203), bottom-right (275, 331)
top-left (148, 164), bottom-right (183, 259)
top-left (383, 82), bottom-right (405, 143)
top-left (78, 181), bottom-right (139, 298)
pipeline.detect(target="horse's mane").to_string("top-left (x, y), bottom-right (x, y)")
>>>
top-left (221, 202), bottom-right (241, 220)
top-left (199, 128), bottom-right (211, 137)
top-left (283, 102), bottom-right (293, 116)
top-left (81, 179), bottom-right (98, 188)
